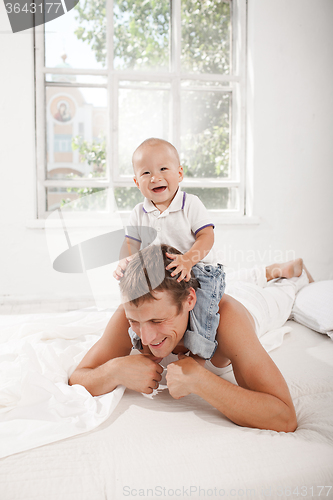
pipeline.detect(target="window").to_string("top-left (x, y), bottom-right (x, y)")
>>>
top-left (35, 0), bottom-right (247, 218)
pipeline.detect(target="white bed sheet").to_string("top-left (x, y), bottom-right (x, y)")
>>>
top-left (0, 308), bottom-right (291, 460)
top-left (0, 310), bottom-right (124, 458)
top-left (0, 313), bottom-right (333, 500)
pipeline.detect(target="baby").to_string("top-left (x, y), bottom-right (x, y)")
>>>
top-left (114, 138), bottom-right (226, 361)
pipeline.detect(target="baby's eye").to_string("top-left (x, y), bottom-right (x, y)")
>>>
top-left (141, 171), bottom-right (150, 176)
top-left (160, 167), bottom-right (167, 171)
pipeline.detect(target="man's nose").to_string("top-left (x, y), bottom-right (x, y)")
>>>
top-left (140, 323), bottom-right (157, 346)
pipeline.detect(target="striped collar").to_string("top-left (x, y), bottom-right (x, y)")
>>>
top-left (142, 188), bottom-right (186, 214)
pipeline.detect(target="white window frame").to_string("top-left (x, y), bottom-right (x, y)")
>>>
top-left (35, 0), bottom-right (247, 220)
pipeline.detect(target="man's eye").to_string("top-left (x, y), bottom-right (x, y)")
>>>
top-left (151, 320), bottom-right (162, 324)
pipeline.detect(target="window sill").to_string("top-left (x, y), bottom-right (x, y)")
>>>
top-left (26, 215), bottom-right (260, 229)
top-left (213, 215), bottom-right (260, 225)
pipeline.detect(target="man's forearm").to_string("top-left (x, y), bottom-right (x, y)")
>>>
top-left (69, 358), bottom-right (121, 397)
top-left (69, 353), bottom-right (164, 396)
top-left (193, 368), bottom-right (297, 432)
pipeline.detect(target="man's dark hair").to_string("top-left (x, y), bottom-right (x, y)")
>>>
top-left (119, 244), bottom-right (199, 313)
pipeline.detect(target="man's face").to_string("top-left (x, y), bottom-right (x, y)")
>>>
top-left (123, 289), bottom-right (196, 358)
top-left (133, 143), bottom-right (183, 208)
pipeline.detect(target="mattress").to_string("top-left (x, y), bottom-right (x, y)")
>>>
top-left (0, 311), bottom-right (332, 500)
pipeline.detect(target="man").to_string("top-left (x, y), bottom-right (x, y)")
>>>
top-left (69, 244), bottom-right (312, 432)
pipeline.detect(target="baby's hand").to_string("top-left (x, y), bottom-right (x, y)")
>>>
top-left (113, 256), bottom-right (132, 280)
top-left (165, 252), bottom-right (192, 282)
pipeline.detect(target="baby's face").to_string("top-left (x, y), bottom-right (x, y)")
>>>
top-left (133, 143), bottom-right (183, 208)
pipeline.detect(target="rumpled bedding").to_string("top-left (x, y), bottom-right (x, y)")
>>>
top-left (0, 310), bottom-right (124, 458)
top-left (0, 308), bottom-right (323, 460)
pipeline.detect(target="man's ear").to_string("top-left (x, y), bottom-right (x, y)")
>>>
top-left (133, 176), bottom-right (140, 189)
top-left (186, 287), bottom-right (197, 311)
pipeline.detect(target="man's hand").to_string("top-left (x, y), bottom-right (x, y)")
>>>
top-left (113, 256), bottom-right (132, 280)
top-left (166, 354), bottom-right (202, 399)
top-left (165, 252), bottom-right (193, 282)
top-left (115, 354), bottom-right (163, 394)
top-left (189, 353), bottom-right (206, 367)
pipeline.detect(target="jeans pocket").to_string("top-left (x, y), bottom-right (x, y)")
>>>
top-left (194, 263), bottom-right (222, 279)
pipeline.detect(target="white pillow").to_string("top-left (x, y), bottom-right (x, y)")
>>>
top-left (291, 281), bottom-right (333, 339)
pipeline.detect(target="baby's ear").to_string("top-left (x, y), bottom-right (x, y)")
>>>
top-left (133, 176), bottom-right (140, 188)
top-left (178, 166), bottom-right (184, 182)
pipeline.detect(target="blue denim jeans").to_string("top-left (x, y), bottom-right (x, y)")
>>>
top-left (183, 263), bottom-right (226, 359)
top-left (128, 263), bottom-right (226, 360)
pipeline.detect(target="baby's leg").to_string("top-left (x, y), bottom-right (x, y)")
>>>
top-left (183, 264), bottom-right (226, 360)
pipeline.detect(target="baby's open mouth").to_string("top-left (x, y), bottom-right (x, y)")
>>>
top-left (152, 186), bottom-right (166, 193)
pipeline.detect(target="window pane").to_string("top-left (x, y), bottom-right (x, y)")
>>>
top-left (181, 0), bottom-right (231, 74)
top-left (46, 87), bottom-right (107, 181)
top-left (45, 3), bottom-right (107, 69)
top-left (118, 86), bottom-right (170, 176)
top-left (184, 187), bottom-right (238, 210)
top-left (114, 187), bottom-right (144, 211)
top-left (181, 80), bottom-right (231, 90)
top-left (45, 74), bottom-right (107, 86)
top-left (114, 0), bottom-right (170, 72)
top-left (181, 91), bottom-right (230, 178)
top-left (46, 187), bottom-right (107, 212)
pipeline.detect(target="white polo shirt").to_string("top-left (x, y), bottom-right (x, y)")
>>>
top-left (125, 188), bottom-right (216, 264)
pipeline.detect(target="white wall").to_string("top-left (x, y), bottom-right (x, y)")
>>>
top-left (0, 10), bottom-right (92, 302)
top-left (215, 0), bottom-right (333, 278)
top-left (0, 0), bottom-right (332, 305)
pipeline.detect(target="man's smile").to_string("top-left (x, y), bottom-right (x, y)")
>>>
top-left (150, 337), bottom-right (167, 348)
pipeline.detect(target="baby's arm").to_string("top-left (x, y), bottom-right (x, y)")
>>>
top-left (113, 237), bottom-right (141, 280)
top-left (166, 225), bottom-right (214, 282)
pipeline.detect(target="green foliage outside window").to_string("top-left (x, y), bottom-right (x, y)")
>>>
top-left (74, 0), bottom-right (230, 73)
top-left (66, 0), bottom-right (232, 210)
top-left (61, 136), bottom-right (144, 210)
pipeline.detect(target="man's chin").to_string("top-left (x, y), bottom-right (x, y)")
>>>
top-left (149, 339), bottom-right (173, 358)
top-left (151, 356), bottom-right (163, 363)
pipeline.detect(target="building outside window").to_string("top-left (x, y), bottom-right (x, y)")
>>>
top-left (35, 0), bottom-right (247, 218)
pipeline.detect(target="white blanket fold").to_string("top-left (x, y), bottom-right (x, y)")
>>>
top-left (0, 310), bottom-right (124, 458)
top-left (0, 310), bottom-right (293, 459)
